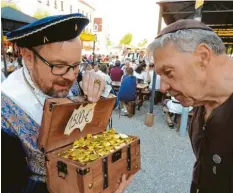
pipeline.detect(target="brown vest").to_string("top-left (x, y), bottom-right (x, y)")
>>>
top-left (189, 93), bottom-right (233, 193)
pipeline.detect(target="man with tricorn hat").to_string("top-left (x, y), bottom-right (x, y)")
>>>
top-left (118, 19), bottom-right (233, 193)
top-left (2, 13), bottom-right (133, 193)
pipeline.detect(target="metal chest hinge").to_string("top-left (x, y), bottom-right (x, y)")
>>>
top-left (102, 157), bottom-right (108, 189)
top-left (49, 102), bottom-right (57, 111)
top-left (57, 161), bottom-right (67, 179)
top-left (127, 145), bottom-right (131, 171)
top-left (77, 168), bottom-right (90, 176)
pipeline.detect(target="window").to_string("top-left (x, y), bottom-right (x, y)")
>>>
top-left (47, 0), bottom-right (50, 6)
top-left (61, 0), bottom-right (64, 11)
top-left (70, 5), bottom-right (72, 13)
top-left (54, 0), bottom-right (57, 8)
top-left (77, 9), bottom-right (80, 13)
top-left (82, 11), bottom-right (84, 15)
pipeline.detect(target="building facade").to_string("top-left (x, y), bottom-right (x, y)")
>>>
top-left (11, 0), bottom-right (95, 33)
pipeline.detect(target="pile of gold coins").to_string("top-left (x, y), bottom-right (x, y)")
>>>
top-left (57, 128), bottom-right (133, 164)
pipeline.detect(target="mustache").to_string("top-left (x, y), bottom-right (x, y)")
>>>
top-left (54, 80), bottom-right (74, 87)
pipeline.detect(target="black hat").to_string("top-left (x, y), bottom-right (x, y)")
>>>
top-left (156, 19), bottom-right (213, 39)
top-left (6, 13), bottom-right (89, 48)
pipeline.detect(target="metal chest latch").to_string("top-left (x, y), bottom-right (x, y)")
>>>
top-left (112, 150), bottom-right (122, 163)
top-left (127, 145), bottom-right (131, 171)
top-left (102, 157), bottom-right (108, 189)
top-left (57, 161), bottom-right (67, 179)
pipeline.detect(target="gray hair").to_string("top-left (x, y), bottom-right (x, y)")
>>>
top-left (147, 29), bottom-right (226, 58)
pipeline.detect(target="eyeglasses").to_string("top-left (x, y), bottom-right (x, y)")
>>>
top-left (30, 48), bottom-right (80, 76)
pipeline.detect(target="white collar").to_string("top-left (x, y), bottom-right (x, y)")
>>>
top-left (22, 61), bottom-right (52, 107)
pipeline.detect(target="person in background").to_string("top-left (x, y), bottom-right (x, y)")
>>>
top-left (163, 96), bottom-right (193, 127)
top-left (110, 60), bottom-right (123, 81)
top-left (117, 67), bottom-right (137, 117)
top-left (134, 63), bottom-right (147, 83)
top-left (120, 49), bottom-right (128, 64)
top-left (137, 50), bottom-right (145, 64)
top-left (130, 59), bottom-right (137, 70)
top-left (122, 59), bottom-right (131, 74)
top-left (104, 55), bottom-right (109, 63)
top-left (99, 64), bottom-right (112, 85)
top-left (146, 63), bottom-right (162, 105)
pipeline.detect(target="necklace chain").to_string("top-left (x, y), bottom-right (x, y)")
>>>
top-left (22, 70), bottom-right (44, 107)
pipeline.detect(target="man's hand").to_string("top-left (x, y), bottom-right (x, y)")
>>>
top-left (114, 174), bottom-right (135, 193)
top-left (82, 70), bottom-right (105, 102)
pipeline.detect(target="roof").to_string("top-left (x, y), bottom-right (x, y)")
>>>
top-left (157, 1), bottom-right (233, 43)
top-left (1, 6), bottom-right (37, 24)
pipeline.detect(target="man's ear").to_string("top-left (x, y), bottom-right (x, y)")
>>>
top-left (195, 43), bottom-right (212, 69)
top-left (20, 48), bottom-right (35, 70)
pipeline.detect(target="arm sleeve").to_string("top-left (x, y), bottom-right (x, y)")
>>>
top-left (1, 117), bottom-right (31, 193)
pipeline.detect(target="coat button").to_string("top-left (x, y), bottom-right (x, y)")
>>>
top-left (213, 166), bottom-right (217, 175)
top-left (213, 154), bottom-right (221, 164)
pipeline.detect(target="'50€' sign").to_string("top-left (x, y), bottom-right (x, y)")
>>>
top-left (64, 103), bottom-right (97, 135)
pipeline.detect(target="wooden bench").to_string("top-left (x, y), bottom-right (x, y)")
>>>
top-left (121, 100), bottom-right (141, 118)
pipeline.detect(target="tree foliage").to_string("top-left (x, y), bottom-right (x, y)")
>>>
top-left (1, 0), bottom-right (20, 11)
top-left (120, 33), bottom-right (133, 45)
top-left (138, 39), bottom-right (148, 47)
top-left (107, 39), bottom-right (112, 47)
top-left (33, 9), bottom-right (50, 19)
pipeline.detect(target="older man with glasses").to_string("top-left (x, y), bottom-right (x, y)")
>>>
top-left (1, 13), bottom-right (132, 193)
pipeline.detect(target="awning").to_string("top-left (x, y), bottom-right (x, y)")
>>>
top-left (80, 32), bottom-right (96, 42)
top-left (157, 0), bottom-right (233, 44)
top-left (1, 6), bottom-right (37, 24)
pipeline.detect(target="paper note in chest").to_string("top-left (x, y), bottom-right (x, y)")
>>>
top-left (64, 103), bottom-right (97, 135)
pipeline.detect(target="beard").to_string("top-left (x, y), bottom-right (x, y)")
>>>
top-left (32, 70), bottom-right (74, 98)
top-left (44, 80), bottom-right (74, 98)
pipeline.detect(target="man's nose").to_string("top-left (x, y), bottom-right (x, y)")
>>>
top-left (62, 68), bottom-right (77, 81)
top-left (160, 80), bottom-right (170, 93)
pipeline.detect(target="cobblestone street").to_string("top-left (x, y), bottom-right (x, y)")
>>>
top-left (111, 102), bottom-right (195, 193)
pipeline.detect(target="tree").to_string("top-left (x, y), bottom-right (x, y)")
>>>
top-left (120, 33), bottom-right (133, 46)
top-left (33, 9), bottom-right (50, 19)
top-left (107, 39), bottom-right (112, 47)
top-left (138, 39), bottom-right (148, 48)
top-left (1, 0), bottom-right (20, 11)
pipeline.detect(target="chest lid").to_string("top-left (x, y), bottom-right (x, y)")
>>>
top-left (39, 95), bottom-right (116, 153)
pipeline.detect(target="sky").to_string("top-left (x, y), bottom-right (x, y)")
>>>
top-left (87, 0), bottom-right (162, 45)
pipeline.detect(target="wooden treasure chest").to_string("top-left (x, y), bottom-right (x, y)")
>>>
top-left (39, 95), bottom-right (141, 193)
